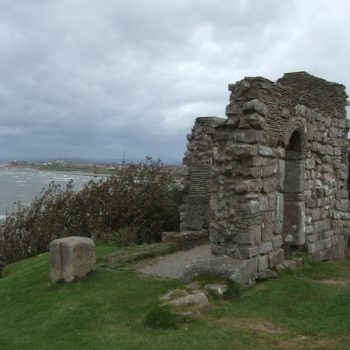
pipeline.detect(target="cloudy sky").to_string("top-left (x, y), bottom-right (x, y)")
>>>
top-left (0, 0), bottom-right (349, 163)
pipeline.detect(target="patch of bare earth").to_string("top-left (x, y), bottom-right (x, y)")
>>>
top-left (214, 317), bottom-right (349, 349)
top-left (315, 279), bottom-right (350, 286)
top-left (215, 317), bottom-right (282, 334)
top-left (275, 335), bottom-right (348, 350)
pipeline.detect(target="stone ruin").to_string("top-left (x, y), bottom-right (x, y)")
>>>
top-left (180, 72), bottom-right (350, 283)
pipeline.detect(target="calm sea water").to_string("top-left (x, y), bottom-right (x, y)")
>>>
top-left (0, 168), bottom-right (100, 218)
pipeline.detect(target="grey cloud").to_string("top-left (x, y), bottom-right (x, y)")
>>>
top-left (0, 0), bottom-right (349, 162)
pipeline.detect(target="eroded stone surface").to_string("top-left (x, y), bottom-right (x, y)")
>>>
top-left (50, 236), bottom-right (96, 283)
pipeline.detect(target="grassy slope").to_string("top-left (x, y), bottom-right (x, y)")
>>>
top-left (1, 244), bottom-right (350, 350)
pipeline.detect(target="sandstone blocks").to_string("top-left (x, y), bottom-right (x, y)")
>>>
top-left (50, 236), bottom-right (96, 283)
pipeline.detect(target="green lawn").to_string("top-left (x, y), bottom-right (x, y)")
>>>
top-left (1, 244), bottom-right (350, 350)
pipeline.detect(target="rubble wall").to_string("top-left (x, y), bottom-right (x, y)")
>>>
top-left (181, 117), bottom-right (225, 232)
top-left (209, 72), bottom-right (349, 269)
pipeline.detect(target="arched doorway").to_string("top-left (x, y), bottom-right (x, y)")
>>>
top-left (282, 130), bottom-right (306, 247)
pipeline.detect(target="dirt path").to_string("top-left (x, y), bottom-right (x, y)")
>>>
top-left (138, 244), bottom-right (211, 279)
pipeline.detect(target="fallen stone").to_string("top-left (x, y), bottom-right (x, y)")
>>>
top-left (204, 284), bottom-right (228, 296)
top-left (183, 255), bottom-right (258, 286)
top-left (276, 259), bottom-right (297, 272)
top-left (292, 257), bottom-right (303, 268)
top-left (169, 293), bottom-right (209, 309)
top-left (160, 289), bottom-right (189, 302)
top-left (50, 236), bottom-right (96, 283)
top-left (186, 281), bottom-right (200, 290)
top-left (258, 269), bottom-right (278, 280)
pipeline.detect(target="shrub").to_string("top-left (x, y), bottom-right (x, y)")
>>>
top-left (0, 158), bottom-right (182, 269)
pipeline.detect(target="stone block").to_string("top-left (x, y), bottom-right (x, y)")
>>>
top-left (262, 176), bottom-right (279, 193)
top-left (243, 99), bottom-right (268, 116)
top-left (239, 246), bottom-right (259, 259)
top-left (50, 236), bottom-right (96, 283)
top-left (258, 269), bottom-right (278, 280)
top-left (258, 146), bottom-right (274, 157)
top-left (248, 114), bottom-right (268, 130)
top-left (334, 235), bottom-right (346, 260)
top-left (239, 199), bottom-right (260, 214)
top-left (268, 248), bottom-right (284, 268)
top-left (258, 255), bottom-right (268, 272)
top-left (263, 164), bottom-right (278, 178)
top-left (258, 241), bottom-right (273, 254)
top-left (262, 212), bottom-right (273, 241)
top-left (272, 235), bottom-right (283, 249)
top-left (235, 226), bottom-right (261, 245)
top-left (226, 144), bottom-right (258, 158)
top-left (259, 195), bottom-right (269, 211)
top-left (275, 193), bottom-right (284, 234)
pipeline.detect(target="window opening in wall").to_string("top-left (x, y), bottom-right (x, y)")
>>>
top-left (282, 130), bottom-right (305, 250)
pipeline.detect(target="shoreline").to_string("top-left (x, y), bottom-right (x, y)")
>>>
top-left (0, 166), bottom-right (110, 178)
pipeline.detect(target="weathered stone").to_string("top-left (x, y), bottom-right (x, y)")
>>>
top-left (227, 144), bottom-right (258, 157)
top-left (258, 255), bottom-right (268, 272)
top-left (160, 289), bottom-right (189, 302)
top-left (235, 226), bottom-right (261, 245)
top-left (275, 193), bottom-right (284, 234)
top-left (258, 145), bottom-right (273, 157)
top-left (246, 113), bottom-right (268, 130)
top-left (258, 269), bottom-right (278, 280)
top-left (243, 99), bottom-right (268, 116)
top-left (262, 176), bottom-right (279, 193)
top-left (183, 255), bottom-right (258, 286)
top-left (276, 259), bottom-right (298, 272)
top-left (168, 293), bottom-right (209, 308)
top-left (50, 236), bottom-right (96, 283)
top-left (204, 284), bottom-right (228, 296)
top-left (272, 235), bottom-right (283, 249)
top-left (292, 257), bottom-right (303, 268)
top-left (258, 241), bottom-right (273, 254)
top-left (268, 249), bottom-right (284, 268)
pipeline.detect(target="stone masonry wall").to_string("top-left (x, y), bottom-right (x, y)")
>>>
top-left (182, 72), bottom-right (350, 279)
top-left (211, 72), bottom-right (350, 268)
top-left (181, 117), bottom-right (225, 232)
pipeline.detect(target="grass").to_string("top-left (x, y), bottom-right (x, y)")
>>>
top-left (1, 243), bottom-right (350, 349)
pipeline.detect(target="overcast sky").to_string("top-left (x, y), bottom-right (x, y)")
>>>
top-left (0, 0), bottom-right (349, 163)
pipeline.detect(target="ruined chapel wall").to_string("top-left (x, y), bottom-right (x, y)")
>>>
top-left (215, 72), bottom-right (350, 264)
top-left (180, 117), bottom-right (225, 232)
top-left (210, 98), bottom-right (285, 276)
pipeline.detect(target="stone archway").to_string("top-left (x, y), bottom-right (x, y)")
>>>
top-left (282, 130), bottom-right (306, 247)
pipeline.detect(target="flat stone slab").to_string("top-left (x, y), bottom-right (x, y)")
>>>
top-left (50, 236), bottom-right (96, 283)
top-left (139, 244), bottom-right (261, 286)
top-left (183, 255), bottom-right (259, 286)
top-left (138, 245), bottom-right (211, 279)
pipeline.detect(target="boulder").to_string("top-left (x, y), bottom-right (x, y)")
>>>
top-left (50, 236), bottom-right (96, 283)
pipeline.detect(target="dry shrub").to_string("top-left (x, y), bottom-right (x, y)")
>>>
top-left (0, 158), bottom-right (181, 268)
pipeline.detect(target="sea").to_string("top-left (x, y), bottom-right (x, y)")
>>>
top-left (0, 167), bottom-right (101, 219)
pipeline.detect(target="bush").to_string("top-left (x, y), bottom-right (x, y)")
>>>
top-left (0, 158), bottom-right (182, 269)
